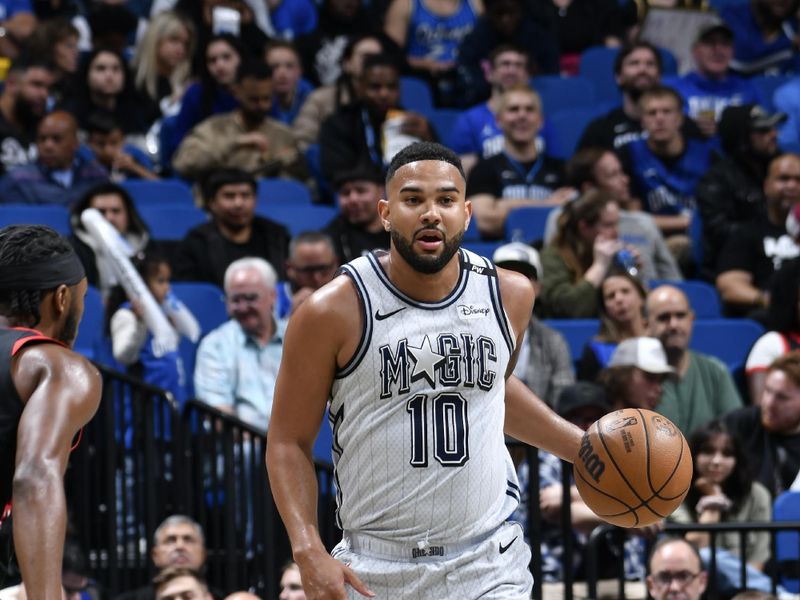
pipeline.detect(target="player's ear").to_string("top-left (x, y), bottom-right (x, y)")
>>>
top-left (464, 198), bottom-right (473, 228)
top-left (378, 198), bottom-right (391, 231)
top-left (52, 284), bottom-right (70, 317)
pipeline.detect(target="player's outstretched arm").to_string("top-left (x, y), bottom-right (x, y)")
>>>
top-left (12, 345), bottom-right (101, 600)
top-left (266, 279), bottom-right (373, 600)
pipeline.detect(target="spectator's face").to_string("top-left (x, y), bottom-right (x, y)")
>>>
top-left (87, 128), bottom-right (125, 168)
top-left (694, 433), bottom-right (735, 487)
top-left (36, 114), bottom-right (79, 170)
top-left (279, 565), bottom-right (306, 600)
top-left (498, 90), bottom-right (542, 144)
top-left (88, 51), bottom-right (124, 96)
top-left (361, 65), bottom-right (400, 117)
top-left (646, 541), bottom-right (707, 600)
top-left (158, 26), bottom-right (191, 73)
top-left (763, 154), bottom-right (800, 214)
top-left (206, 40), bottom-right (240, 86)
top-left (338, 179), bottom-right (383, 227)
top-left (151, 523), bottom-right (206, 570)
top-left (155, 576), bottom-right (209, 600)
top-left (616, 48), bottom-right (660, 96)
top-left (486, 0), bottom-right (523, 37)
top-left (147, 263), bottom-right (172, 305)
top-left (342, 38), bottom-right (382, 78)
top-left (592, 152), bottom-right (631, 202)
top-left (647, 288), bottom-right (694, 354)
top-left (208, 182), bottom-right (256, 231)
top-left (488, 51), bottom-right (528, 90)
top-left (54, 35), bottom-right (80, 74)
top-left (287, 241), bottom-right (338, 291)
top-left (640, 94), bottom-right (683, 144)
top-left (692, 34), bottom-right (733, 78)
top-left (580, 202), bottom-right (620, 245)
top-left (749, 126), bottom-right (779, 158)
top-left (760, 369), bottom-right (800, 433)
top-left (628, 367), bottom-right (664, 410)
top-left (89, 192), bottom-right (129, 233)
top-left (602, 276), bottom-right (642, 326)
top-left (267, 47), bottom-right (302, 96)
top-left (225, 267), bottom-right (275, 337)
top-left (62, 570), bottom-right (89, 600)
top-left (15, 67), bottom-right (52, 121)
top-left (234, 76), bottom-right (272, 122)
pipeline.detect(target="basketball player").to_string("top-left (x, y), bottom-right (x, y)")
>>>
top-left (266, 142), bottom-right (585, 599)
top-left (0, 225), bottom-right (101, 599)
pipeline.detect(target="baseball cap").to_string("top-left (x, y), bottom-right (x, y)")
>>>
top-left (555, 382), bottom-right (610, 419)
top-left (694, 20), bottom-right (733, 45)
top-left (720, 104), bottom-right (787, 132)
top-left (609, 337), bottom-right (675, 374)
top-left (493, 242), bottom-right (542, 281)
top-left (333, 164), bottom-right (385, 189)
top-left (787, 203), bottom-right (800, 240)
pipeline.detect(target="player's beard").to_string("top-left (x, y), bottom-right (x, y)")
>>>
top-left (391, 227), bottom-right (463, 274)
top-left (57, 303), bottom-right (80, 347)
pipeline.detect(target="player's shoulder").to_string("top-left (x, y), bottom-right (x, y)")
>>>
top-left (14, 342), bottom-right (101, 401)
top-left (496, 267), bottom-right (534, 302)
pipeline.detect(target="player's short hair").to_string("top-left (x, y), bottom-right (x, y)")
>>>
top-left (224, 257), bottom-right (278, 292)
top-left (289, 231), bottom-right (335, 258)
top-left (153, 514), bottom-right (205, 548)
top-left (647, 536), bottom-right (704, 572)
top-left (769, 351), bottom-right (800, 388)
top-left (202, 168), bottom-right (257, 207)
top-left (385, 142), bottom-right (466, 185)
top-left (0, 225), bottom-right (81, 326)
top-left (613, 40), bottom-right (662, 76)
top-left (152, 567), bottom-right (207, 597)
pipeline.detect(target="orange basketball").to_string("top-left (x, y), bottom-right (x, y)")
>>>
top-left (574, 408), bottom-right (692, 528)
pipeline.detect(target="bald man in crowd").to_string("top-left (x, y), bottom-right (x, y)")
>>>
top-left (0, 110), bottom-right (108, 207)
top-left (646, 538), bottom-right (707, 600)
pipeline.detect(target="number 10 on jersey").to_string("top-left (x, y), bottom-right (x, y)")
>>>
top-left (406, 392), bottom-right (469, 467)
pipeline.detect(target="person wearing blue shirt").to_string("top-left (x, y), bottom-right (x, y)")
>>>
top-left (665, 21), bottom-right (763, 139)
top-left (720, 0), bottom-right (800, 76)
top-left (194, 257), bottom-right (287, 433)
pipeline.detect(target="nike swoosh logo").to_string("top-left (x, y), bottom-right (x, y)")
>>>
top-left (499, 536), bottom-right (518, 554)
top-left (374, 307), bottom-right (407, 321)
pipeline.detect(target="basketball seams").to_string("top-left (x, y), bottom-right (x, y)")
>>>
top-left (596, 415), bottom-right (648, 505)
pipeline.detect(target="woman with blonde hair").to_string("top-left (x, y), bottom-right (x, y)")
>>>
top-left (132, 10), bottom-right (195, 124)
top-left (539, 189), bottom-right (624, 318)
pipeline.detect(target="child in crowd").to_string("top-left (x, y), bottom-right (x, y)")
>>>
top-left (85, 112), bottom-right (159, 181)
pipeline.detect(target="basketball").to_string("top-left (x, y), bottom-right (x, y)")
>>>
top-left (574, 408), bottom-right (692, 528)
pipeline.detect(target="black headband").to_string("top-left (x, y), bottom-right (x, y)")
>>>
top-left (0, 251), bottom-right (86, 291)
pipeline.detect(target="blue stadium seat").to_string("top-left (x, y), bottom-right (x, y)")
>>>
top-left (74, 285), bottom-right (105, 361)
top-left (425, 108), bottom-right (462, 143)
top-left (546, 108), bottom-right (600, 159)
top-left (170, 282), bottom-right (228, 399)
top-left (752, 74), bottom-right (792, 111)
top-left (464, 214), bottom-right (481, 242)
top-left (689, 318), bottom-right (764, 373)
top-left (257, 178), bottom-right (313, 205)
top-left (543, 319), bottom-right (600, 363)
top-left (122, 179), bottom-right (194, 207)
top-left (531, 75), bottom-right (597, 113)
top-left (774, 491), bottom-right (800, 592)
top-left (0, 204), bottom-right (70, 235)
top-left (257, 204), bottom-right (337, 237)
top-left (462, 241), bottom-right (503, 260)
top-left (400, 76), bottom-right (434, 113)
top-left (579, 46), bottom-right (678, 105)
top-left (648, 280), bottom-right (722, 318)
top-left (138, 205), bottom-right (208, 240)
top-left (505, 206), bottom-right (554, 243)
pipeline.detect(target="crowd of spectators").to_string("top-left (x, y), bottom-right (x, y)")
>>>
top-left (5, 0), bottom-right (800, 597)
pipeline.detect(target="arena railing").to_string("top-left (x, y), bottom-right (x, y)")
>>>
top-left (65, 366), bottom-right (337, 598)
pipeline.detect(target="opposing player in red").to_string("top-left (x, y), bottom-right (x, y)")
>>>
top-left (267, 142), bottom-right (585, 599)
top-left (0, 225), bottom-right (101, 600)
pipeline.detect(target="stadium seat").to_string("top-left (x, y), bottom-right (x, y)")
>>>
top-left (425, 108), bottom-right (462, 143)
top-left (257, 178), bottom-right (313, 205)
top-left (543, 319), bottom-right (600, 363)
top-left (122, 179), bottom-right (194, 207)
top-left (547, 108), bottom-right (601, 160)
top-left (464, 214), bottom-right (481, 242)
top-left (138, 205), bottom-right (208, 240)
top-left (505, 206), bottom-right (554, 244)
top-left (531, 75), bottom-right (597, 113)
top-left (0, 204), bottom-right (71, 235)
top-left (774, 491), bottom-right (800, 592)
top-left (752, 74), bottom-right (792, 111)
top-left (400, 76), bottom-right (435, 113)
top-left (257, 204), bottom-right (337, 237)
top-left (74, 285), bottom-right (105, 361)
top-left (689, 318), bottom-right (764, 373)
top-left (462, 241), bottom-right (503, 260)
top-left (579, 46), bottom-right (678, 105)
top-left (648, 280), bottom-right (722, 318)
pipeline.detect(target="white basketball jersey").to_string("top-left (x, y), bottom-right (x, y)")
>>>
top-left (330, 248), bottom-right (521, 545)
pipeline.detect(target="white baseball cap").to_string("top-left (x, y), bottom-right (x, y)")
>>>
top-left (493, 242), bottom-right (543, 281)
top-left (609, 337), bottom-right (675, 374)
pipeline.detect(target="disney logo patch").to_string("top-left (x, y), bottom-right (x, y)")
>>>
top-left (457, 304), bottom-right (490, 319)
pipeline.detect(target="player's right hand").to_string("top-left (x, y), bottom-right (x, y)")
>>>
top-left (298, 553), bottom-right (374, 600)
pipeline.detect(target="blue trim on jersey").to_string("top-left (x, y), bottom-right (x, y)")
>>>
top-left (335, 266), bottom-right (373, 378)
top-left (476, 251), bottom-right (514, 355)
top-left (366, 249), bottom-right (469, 310)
